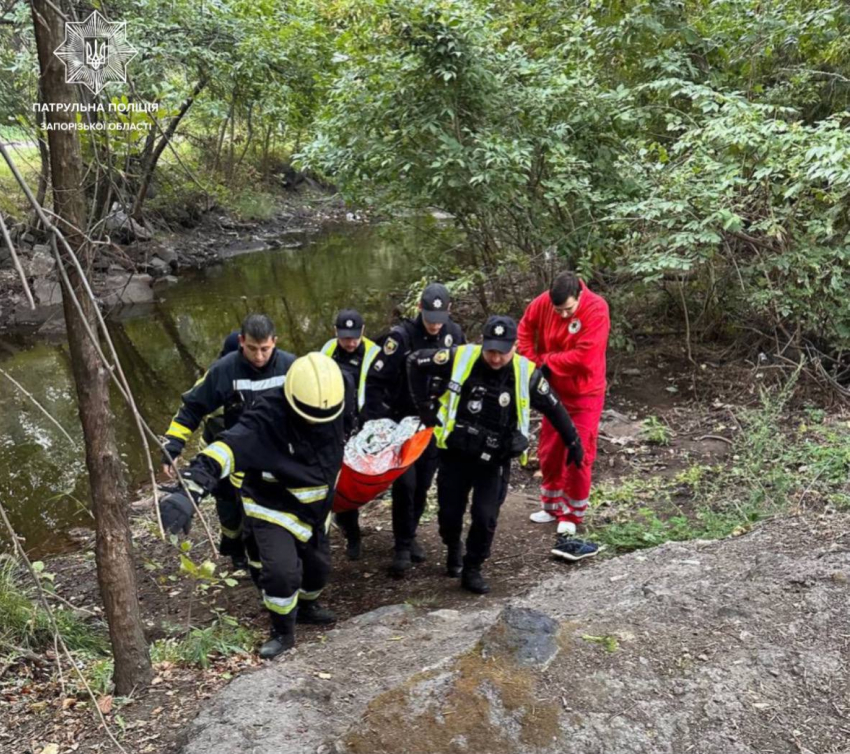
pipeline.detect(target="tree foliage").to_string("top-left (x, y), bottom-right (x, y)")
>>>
top-left (3, 0), bottom-right (850, 350)
top-left (299, 0), bottom-right (850, 351)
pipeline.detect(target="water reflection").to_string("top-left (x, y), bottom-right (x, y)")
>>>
top-left (0, 222), bottom-right (427, 555)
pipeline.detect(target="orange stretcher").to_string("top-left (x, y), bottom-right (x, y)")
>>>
top-left (332, 427), bottom-right (434, 513)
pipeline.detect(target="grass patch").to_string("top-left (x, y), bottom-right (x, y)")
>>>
top-left (0, 556), bottom-right (107, 656)
top-left (151, 613), bottom-right (257, 669)
top-left (589, 378), bottom-right (850, 554)
top-left (641, 415), bottom-right (672, 446)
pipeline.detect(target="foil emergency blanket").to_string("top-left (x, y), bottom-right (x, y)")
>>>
top-left (343, 417), bottom-right (422, 475)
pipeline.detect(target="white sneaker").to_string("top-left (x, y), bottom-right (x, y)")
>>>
top-left (557, 520), bottom-right (577, 536)
top-left (530, 510), bottom-right (557, 524)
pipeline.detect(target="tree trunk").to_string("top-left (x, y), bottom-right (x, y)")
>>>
top-left (131, 77), bottom-right (206, 220)
top-left (30, 0), bottom-right (152, 694)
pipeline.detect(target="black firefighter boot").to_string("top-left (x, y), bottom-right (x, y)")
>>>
top-left (259, 632), bottom-right (295, 660)
top-left (259, 614), bottom-right (295, 660)
top-left (445, 543), bottom-right (463, 578)
top-left (461, 567), bottom-right (490, 595)
top-left (296, 600), bottom-right (337, 625)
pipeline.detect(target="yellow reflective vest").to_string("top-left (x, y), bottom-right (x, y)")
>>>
top-left (433, 345), bottom-right (533, 465)
top-left (321, 337), bottom-right (380, 412)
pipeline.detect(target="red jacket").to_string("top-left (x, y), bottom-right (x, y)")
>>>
top-left (517, 281), bottom-right (609, 405)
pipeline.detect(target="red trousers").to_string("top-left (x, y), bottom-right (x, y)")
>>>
top-left (538, 395), bottom-right (604, 524)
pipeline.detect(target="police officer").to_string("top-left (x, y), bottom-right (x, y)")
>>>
top-left (408, 315), bottom-right (584, 594)
top-left (364, 283), bottom-right (466, 577)
top-left (321, 309), bottom-right (380, 560)
top-left (159, 353), bottom-right (352, 659)
top-left (161, 314), bottom-right (295, 569)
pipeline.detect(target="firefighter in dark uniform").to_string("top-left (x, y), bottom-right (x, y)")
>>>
top-left (161, 314), bottom-right (295, 569)
top-left (408, 315), bottom-right (584, 594)
top-left (159, 353), bottom-right (352, 659)
top-left (321, 309), bottom-right (380, 560)
top-left (364, 283), bottom-right (466, 577)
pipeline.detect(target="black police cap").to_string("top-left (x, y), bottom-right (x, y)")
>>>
top-left (420, 282), bottom-right (451, 324)
top-left (335, 309), bottom-right (364, 338)
top-left (481, 315), bottom-right (517, 353)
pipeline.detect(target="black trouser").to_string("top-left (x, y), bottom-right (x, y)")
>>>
top-left (215, 475), bottom-right (245, 559)
top-left (243, 514), bottom-right (331, 638)
top-left (335, 509), bottom-right (361, 543)
top-left (437, 450), bottom-right (511, 569)
top-left (391, 436), bottom-right (438, 550)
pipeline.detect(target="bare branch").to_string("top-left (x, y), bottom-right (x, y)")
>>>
top-left (0, 211), bottom-right (36, 309)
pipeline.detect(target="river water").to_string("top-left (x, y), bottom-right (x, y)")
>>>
top-left (0, 222), bottom-right (432, 555)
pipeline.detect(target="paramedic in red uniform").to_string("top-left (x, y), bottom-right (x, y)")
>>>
top-left (517, 271), bottom-right (610, 535)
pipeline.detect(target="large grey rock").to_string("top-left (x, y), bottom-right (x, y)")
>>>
top-left (101, 273), bottom-right (154, 306)
top-left (180, 514), bottom-right (850, 754)
top-left (348, 603), bottom-right (414, 627)
top-left (480, 606), bottom-right (560, 668)
top-left (23, 248), bottom-right (54, 278)
top-left (148, 256), bottom-right (170, 277)
top-left (104, 205), bottom-right (151, 242)
top-left (32, 277), bottom-right (63, 306)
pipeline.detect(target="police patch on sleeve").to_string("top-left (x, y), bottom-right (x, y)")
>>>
top-left (537, 377), bottom-right (551, 395)
top-left (434, 349), bottom-right (450, 365)
top-left (374, 359), bottom-right (384, 371)
top-left (383, 337), bottom-right (398, 355)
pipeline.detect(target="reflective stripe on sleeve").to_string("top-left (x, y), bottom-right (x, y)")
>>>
top-left (263, 590), bottom-right (298, 615)
top-left (287, 485), bottom-right (329, 504)
top-left (233, 375), bottom-right (286, 391)
top-left (166, 420), bottom-right (193, 442)
top-left (220, 522), bottom-right (242, 539)
top-left (230, 472), bottom-right (244, 488)
top-left (242, 499), bottom-right (313, 542)
top-left (199, 441), bottom-right (234, 478)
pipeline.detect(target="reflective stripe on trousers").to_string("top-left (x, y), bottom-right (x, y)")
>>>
top-left (242, 499), bottom-right (313, 542)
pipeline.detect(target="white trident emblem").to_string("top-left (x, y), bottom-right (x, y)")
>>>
top-left (85, 38), bottom-right (108, 70)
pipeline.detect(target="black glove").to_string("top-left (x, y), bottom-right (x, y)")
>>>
top-left (158, 465), bottom-right (215, 535)
top-left (160, 439), bottom-right (184, 468)
top-left (159, 491), bottom-right (195, 535)
top-left (418, 400), bottom-right (439, 428)
top-left (565, 437), bottom-right (584, 469)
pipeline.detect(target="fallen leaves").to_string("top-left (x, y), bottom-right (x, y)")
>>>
top-left (97, 695), bottom-right (113, 714)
